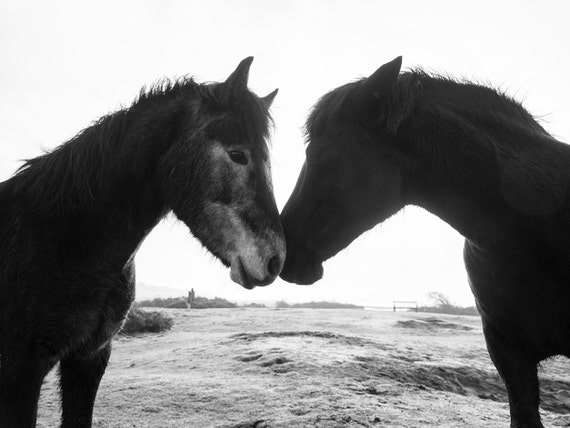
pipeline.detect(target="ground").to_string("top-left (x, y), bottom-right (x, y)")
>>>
top-left (37, 309), bottom-right (570, 427)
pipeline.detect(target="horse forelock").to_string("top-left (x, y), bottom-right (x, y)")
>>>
top-left (144, 76), bottom-right (274, 160)
top-left (203, 86), bottom-right (273, 164)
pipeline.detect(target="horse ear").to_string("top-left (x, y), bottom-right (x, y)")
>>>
top-left (361, 56), bottom-right (402, 100)
top-left (261, 88), bottom-right (278, 108)
top-left (225, 56), bottom-right (254, 93)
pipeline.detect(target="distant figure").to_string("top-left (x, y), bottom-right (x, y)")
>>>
top-left (188, 288), bottom-right (196, 309)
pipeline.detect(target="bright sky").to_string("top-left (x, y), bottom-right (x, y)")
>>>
top-left (1, 1), bottom-right (569, 307)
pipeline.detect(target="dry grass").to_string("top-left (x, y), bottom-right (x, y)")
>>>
top-left (37, 309), bottom-right (570, 427)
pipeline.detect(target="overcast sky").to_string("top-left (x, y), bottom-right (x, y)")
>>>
top-left (1, 1), bottom-right (569, 306)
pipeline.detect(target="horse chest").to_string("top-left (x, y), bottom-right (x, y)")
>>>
top-left (464, 241), bottom-right (570, 355)
top-left (30, 267), bottom-right (136, 360)
top-left (81, 270), bottom-right (135, 352)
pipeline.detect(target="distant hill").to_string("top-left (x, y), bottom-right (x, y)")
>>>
top-left (276, 300), bottom-right (364, 309)
top-left (135, 282), bottom-right (186, 301)
top-left (135, 284), bottom-right (280, 307)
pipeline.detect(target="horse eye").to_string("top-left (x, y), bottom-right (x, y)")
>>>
top-left (228, 150), bottom-right (248, 165)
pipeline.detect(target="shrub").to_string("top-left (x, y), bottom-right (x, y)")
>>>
top-left (192, 296), bottom-right (237, 309)
top-left (275, 300), bottom-right (291, 308)
top-left (418, 291), bottom-right (479, 316)
top-left (135, 295), bottom-right (238, 309)
top-left (134, 296), bottom-right (186, 308)
top-left (120, 308), bottom-right (173, 335)
top-left (243, 302), bottom-right (266, 308)
top-left (166, 300), bottom-right (188, 309)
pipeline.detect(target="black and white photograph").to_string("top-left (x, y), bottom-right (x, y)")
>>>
top-left (1, 1), bottom-right (569, 427)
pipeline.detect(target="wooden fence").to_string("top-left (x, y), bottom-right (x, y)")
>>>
top-left (392, 300), bottom-right (418, 312)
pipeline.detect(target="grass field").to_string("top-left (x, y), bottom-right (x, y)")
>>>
top-left (37, 308), bottom-right (570, 427)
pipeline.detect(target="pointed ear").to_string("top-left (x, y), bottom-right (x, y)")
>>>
top-left (225, 56), bottom-right (254, 93)
top-left (261, 88), bottom-right (278, 108)
top-left (361, 56), bottom-right (402, 99)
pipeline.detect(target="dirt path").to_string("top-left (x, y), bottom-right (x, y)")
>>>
top-left (37, 309), bottom-right (570, 427)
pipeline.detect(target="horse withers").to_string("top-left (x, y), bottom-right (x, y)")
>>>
top-left (280, 56), bottom-right (570, 427)
top-left (0, 57), bottom-right (285, 428)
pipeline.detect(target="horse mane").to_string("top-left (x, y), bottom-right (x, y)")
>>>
top-left (13, 108), bottom-right (133, 215)
top-left (11, 77), bottom-right (194, 214)
top-left (409, 69), bottom-right (548, 137)
top-left (10, 76), bottom-right (273, 215)
top-left (306, 68), bottom-right (549, 141)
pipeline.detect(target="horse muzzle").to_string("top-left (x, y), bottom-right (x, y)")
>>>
top-left (279, 243), bottom-right (323, 285)
top-left (230, 245), bottom-right (285, 289)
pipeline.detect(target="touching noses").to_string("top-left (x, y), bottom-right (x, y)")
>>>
top-left (267, 254), bottom-right (282, 278)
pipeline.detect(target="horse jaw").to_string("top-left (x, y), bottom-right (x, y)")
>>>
top-left (201, 201), bottom-right (285, 289)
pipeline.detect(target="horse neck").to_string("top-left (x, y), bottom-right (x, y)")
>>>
top-left (15, 94), bottom-right (187, 262)
top-left (402, 104), bottom-right (557, 247)
top-left (86, 98), bottom-right (190, 246)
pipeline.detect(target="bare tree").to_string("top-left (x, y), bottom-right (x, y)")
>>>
top-left (427, 291), bottom-right (452, 308)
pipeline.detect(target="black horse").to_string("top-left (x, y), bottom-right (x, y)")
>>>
top-left (0, 57), bottom-right (285, 428)
top-left (280, 57), bottom-right (570, 427)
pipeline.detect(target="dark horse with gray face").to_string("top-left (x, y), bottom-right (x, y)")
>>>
top-left (280, 57), bottom-right (570, 427)
top-left (0, 57), bottom-right (285, 428)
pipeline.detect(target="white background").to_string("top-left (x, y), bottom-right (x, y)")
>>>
top-left (1, 0), bottom-right (569, 306)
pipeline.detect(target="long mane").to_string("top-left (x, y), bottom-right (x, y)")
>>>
top-left (306, 69), bottom-right (549, 141)
top-left (10, 76), bottom-right (273, 215)
top-left (11, 77), bottom-right (196, 214)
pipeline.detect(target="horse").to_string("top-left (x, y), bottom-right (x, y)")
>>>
top-left (0, 57), bottom-right (285, 428)
top-left (279, 56), bottom-right (570, 428)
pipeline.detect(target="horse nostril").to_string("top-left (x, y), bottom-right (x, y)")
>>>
top-left (267, 255), bottom-right (281, 277)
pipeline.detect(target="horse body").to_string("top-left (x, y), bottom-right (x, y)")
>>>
top-left (280, 57), bottom-right (570, 427)
top-left (406, 80), bottom-right (570, 357)
top-left (0, 58), bottom-right (284, 427)
top-left (0, 156), bottom-right (161, 427)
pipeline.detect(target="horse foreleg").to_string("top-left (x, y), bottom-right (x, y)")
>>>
top-left (483, 322), bottom-right (543, 428)
top-left (0, 356), bottom-right (52, 428)
top-left (59, 343), bottom-right (111, 428)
